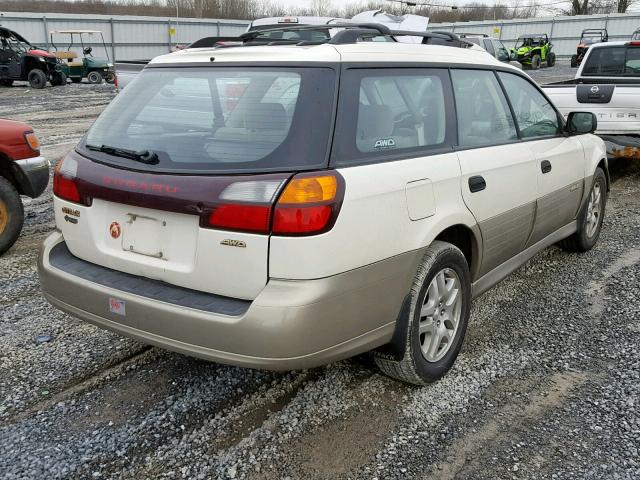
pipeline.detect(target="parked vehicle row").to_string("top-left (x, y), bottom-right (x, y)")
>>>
top-left (38, 23), bottom-right (608, 385)
top-left (0, 26), bottom-right (115, 88)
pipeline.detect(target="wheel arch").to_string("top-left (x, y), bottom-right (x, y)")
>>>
top-left (434, 223), bottom-right (483, 282)
top-left (597, 158), bottom-right (610, 192)
top-left (0, 153), bottom-right (23, 195)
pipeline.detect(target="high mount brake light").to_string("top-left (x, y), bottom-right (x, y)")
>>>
top-left (53, 157), bottom-right (83, 204)
top-left (204, 173), bottom-right (344, 236)
top-left (273, 173), bottom-right (343, 236)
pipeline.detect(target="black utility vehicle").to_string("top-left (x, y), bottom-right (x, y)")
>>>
top-left (0, 27), bottom-right (66, 88)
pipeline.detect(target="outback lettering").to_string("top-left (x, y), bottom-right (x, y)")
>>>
top-left (102, 176), bottom-right (178, 193)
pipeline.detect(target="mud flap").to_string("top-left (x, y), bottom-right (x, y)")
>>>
top-left (374, 294), bottom-right (412, 361)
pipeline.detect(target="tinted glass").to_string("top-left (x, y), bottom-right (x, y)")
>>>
top-left (498, 72), bottom-right (560, 138)
top-left (82, 67), bottom-right (335, 173)
top-left (355, 74), bottom-right (446, 153)
top-left (625, 47), bottom-right (640, 75)
top-left (450, 69), bottom-right (517, 147)
top-left (483, 39), bottom-right (495, 55)
top-left (583, 46), bottom-right (626, 76)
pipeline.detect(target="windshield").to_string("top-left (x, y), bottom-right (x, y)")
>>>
top-left (82, 66), bottom-right (336, 174)
top-left (0, 34), bottom-right (29, 53)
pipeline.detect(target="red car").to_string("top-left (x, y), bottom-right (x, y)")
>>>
top-left (0, 119), bottom-right (49, 254)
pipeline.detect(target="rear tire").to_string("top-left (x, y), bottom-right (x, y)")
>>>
top-left (547, 52), bottom-right (556, 67)
top-left (571, 54), bottom-right (578, 68)
top-left (559, 168), bottom-right (607, 252)
top-left (28, 69), bottom-right (47, 89)
top-left (87, 71), bottom-right (103, 84)
top-left (51, 71), bottom-right (67, 86)
top-left (0, 177), bottom-right (24, 256)
top-left (0, 79), bottom-right (14, 87)
top-left (374, 241), bottom-right (472, 385)
top-left (531, 54), bottom-right (541, 69)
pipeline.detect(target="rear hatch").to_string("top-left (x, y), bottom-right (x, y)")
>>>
top-left (54, 64), bottom-right (337, 300)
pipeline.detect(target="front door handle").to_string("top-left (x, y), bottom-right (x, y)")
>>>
top-left (468, 175), bottom-right (486, 193)
top-left (541, 160), bottom-right (552, 174)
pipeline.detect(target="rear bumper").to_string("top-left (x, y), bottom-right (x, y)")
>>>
top-left (13, 155), bottom-right (49, 198)
top-left (39, 231), bottom-right (421, 370)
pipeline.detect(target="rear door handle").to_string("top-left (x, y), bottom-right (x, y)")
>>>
top-left (468, 176), bottom-right (486, 193)
top-left (541, 160), bottom-right (552, 174)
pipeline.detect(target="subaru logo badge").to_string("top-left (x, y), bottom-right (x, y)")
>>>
top-left (590, 85), bottom-right (600, 94)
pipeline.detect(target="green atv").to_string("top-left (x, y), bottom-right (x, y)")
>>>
top-left (510, 34), bottom-right (555, 69)
top-left (49, 30), bottom-right (115, 84)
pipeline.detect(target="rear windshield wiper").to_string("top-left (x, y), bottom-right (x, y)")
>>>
top-left (86, 144), bottom-right (159, 165)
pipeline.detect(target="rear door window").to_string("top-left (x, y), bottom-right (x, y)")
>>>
top-left (333, 69), bottom-right (453, 165)
top-left (450, 69), bottom-right (517, 147)
top-left (82, 67), bottom-right (336, 174)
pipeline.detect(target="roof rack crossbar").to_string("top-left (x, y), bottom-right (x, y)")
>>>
top-left (212, 23), bottom-right (472, 50)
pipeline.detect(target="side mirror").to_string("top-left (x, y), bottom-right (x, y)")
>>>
top-left (565, 111), bottom-right (597, 134)
top-left (497, 49), bottom-right (509, 62)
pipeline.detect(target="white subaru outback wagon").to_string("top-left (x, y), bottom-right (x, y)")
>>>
top-left (39, 25), bottom-right (608, 385)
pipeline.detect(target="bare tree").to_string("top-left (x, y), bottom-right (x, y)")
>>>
top-left (311, 0), bottom-right (332, 16)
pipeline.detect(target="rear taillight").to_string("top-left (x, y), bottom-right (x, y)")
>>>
top-left (53, 156), bottom-right (82, 204)
top-left (629, 41), bottom-right (640, 46)
top-left (205, 180), bottom-right (284, 234)
top-left (273, 172), bottom-right (343, 236)
top-left (203, 172), bottom-right (344, 236)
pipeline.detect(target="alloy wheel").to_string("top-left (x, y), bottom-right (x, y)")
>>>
top-left (419, 268), bottom-right (463, 362)
top-left (586, 182), bottom-right (602, 238)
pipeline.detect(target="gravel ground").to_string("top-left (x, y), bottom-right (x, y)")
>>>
top-left (1, 66), bottom-right (639, 480)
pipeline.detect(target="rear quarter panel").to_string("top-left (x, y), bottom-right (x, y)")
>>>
top-left (269, 153), bottom-right (477, 280)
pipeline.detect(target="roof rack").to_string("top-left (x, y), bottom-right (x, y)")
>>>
top-left (216, 23), bottom-right (474, 49)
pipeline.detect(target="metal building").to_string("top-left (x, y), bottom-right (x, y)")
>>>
top-left (0, 11), bottom-right (249, 61)
top-left (428, 12), bottom-right (640, 58)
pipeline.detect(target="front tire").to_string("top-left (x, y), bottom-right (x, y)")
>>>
top-left (547, 52), bottom-right (556, 67)
top-left (28, 69), bottom-right (47, 89)
top-left (105, 71), bottom-right (116, 84)
top-left (0, 79), bottom-right (14, 87)
top-left (531, 54), bottom-right (541, 69)
top-left (87, 71), bottom-right (103, 84)
top-left (374, 241), bottom-right (472, 385)
top-left (0, 177), bottom-right (24, 256)
top-left (51, 71), bottom-right (67, 86)
top-left (559, 167), bottom-right (607, 252)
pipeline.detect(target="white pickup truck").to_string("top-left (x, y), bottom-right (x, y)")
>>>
top-left (542, 40), bottom-right (640, 160)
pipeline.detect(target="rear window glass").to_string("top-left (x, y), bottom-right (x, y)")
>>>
top-left (582, 46), bottom-right (640, 76)
top-left (82, 67), bottom-right (335, 173)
